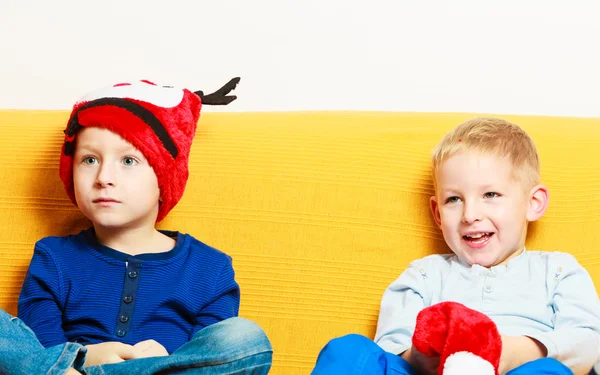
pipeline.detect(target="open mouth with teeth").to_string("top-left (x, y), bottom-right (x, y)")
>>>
top-left (463, 232), bottom-right (494, 244)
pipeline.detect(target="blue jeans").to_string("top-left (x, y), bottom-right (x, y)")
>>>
top-left (0, 309), bottom-right (86, 375)
top-left (311, 334), bottom-right (576, 375)
top-left (83, 317), bottom-right (272, 375)
top-left (0, 309), bottom-right (271, 375)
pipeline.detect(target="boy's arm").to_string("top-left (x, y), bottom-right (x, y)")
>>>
top-left (524, 253), bottom-right (600, 375)
top-left (190, 256), bottom-right (240, 338)
top-left (18, 243), bottom-right (68, 347)
top-left (374, 263), bottom-right (430, 356)
top-left (498, 335), bottom-right (546, 375)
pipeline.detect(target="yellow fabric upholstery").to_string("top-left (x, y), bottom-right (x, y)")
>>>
top-left (0, 110), bottom-right (598, 374)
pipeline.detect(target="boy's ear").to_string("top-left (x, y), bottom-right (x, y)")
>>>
top-left (526, 184), bottom-right (549, 222)
top-left (430, 195), bottom-right (443, 229)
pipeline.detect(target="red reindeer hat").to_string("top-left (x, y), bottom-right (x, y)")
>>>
top-left (60, 77), bottom-right (240, 222)
top-left (413, 302), bottom-right (503, 375)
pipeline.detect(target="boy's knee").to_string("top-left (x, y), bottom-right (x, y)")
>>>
top-left (219, 317), bottom-right (268, 340)
top-left (313, 335), bottom-right (392, 375)
top-left (0, 309), bottom-right (11, 320)
top-left (197, 317), bottom-right (272, 353)
top-left (322, 334), bottom-right (375, 354)
top-left (316, 334), bottom-right (384, 365)
top-left (0, 310), bottom-right (21, 331)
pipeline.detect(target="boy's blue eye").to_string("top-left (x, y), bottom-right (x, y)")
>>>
top-left (484, 192), bottom-right (499, 198)
top-left (445, 196), bottom-right (460, 204)
top-left (83, 157), bottom-right (97, 165)
top-left (122, 157), bottom-right (138, 166)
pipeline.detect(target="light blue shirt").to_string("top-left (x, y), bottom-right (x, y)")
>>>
top-left (374, 249), bottom-right (600, 374)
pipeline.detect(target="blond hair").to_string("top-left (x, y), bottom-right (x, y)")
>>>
top-left (432, 117), bottom-right (540, 190)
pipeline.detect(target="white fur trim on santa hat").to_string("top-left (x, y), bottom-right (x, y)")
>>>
top-left (443, 351), bottom-right (495, 375)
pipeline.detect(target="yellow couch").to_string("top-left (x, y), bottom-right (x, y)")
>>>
top-left (0, 110), bottom-right (598, 374)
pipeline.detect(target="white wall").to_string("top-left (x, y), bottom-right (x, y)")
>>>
top-left (1, 0), bottom-right (600, 116)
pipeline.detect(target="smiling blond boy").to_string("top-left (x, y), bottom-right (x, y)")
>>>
top-left (312, 118), bottom-right (600, 375)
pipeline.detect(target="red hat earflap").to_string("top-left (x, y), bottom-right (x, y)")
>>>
top-left (412, 302), bottom-right (503, 375)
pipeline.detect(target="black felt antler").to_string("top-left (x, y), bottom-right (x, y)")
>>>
top-left (194, 77), bottom-right (241, 105)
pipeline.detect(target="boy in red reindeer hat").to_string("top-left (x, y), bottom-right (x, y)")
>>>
top-left (311, 117), bottom-right (600, 375)
top-left (15, 78), bottom-right (272, 374)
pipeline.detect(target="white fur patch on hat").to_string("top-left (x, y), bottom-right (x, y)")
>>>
top-left (80, 80), bottom-right (184, 108)
top-left (443, 351), bottom-right (495, 375)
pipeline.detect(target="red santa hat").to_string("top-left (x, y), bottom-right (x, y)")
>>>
top-left (60, 77), bottom-right (240, 222)
top-left (412, 301), bottom-right (503, 375)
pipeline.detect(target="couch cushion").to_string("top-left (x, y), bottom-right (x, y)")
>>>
top-left (0, 110), bottom-right (598, 374)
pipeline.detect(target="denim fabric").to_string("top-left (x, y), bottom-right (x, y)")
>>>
top-left (0, 309), bottom-right (87, 375)
top-left (312, 334), bottom-right (577, 375)
top-left (83, 317), bottom-right (272, 375)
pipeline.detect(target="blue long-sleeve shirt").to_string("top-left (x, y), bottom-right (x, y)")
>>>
top-left (374, 249), bottom-right (600, 375)
top-left (18, 228), bottom-right (240, 354)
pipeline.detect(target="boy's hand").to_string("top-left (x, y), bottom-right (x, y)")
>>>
top-left (84, 342), bottom-right (135, 366)
top-left (132, 339), bottom-right (169, 358)
top-left (401, 346), bottom-right (440, 375)
top-left (499, 335), bottom-right (546, 375)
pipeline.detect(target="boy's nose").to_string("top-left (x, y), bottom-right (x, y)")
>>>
top-left (461, 202), bottom-right (482, 224)
top-left (95, 164), bottom-right (116, 187)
